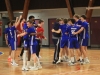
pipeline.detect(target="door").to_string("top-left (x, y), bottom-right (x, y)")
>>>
top-left (48, 18), bottom-right (56, 47)
top-left (90, 17), bottom-right (100, 47)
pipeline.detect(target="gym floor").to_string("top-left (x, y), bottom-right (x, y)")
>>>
top-left (0, 47), bottom-right (100, 75)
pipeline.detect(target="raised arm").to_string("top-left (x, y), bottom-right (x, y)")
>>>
top-left (20, 22), bottom-right (24, 31)
top-left (15, 15), bottom-right (22, 28)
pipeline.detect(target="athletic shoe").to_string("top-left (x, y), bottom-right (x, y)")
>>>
top-left (68, 62), bottom-right (75, 66)
top-left (80, 61), bottom-right (84, 65)
top-left (11, 62), bottom-right (18, 66)
top-left (52, 60), bottom-right (57, 64)
top-left (28, 66), bottom-right (33, 69)
top-left (83, 59), bottom-right (90, 64)
top-left (56, 60), bottom-right (61, 64)
top-left (77, 59), bottom-right (84, 62)
top-left (38, 65), bottom-right (42, 69)
top-left (22, 67), bottom-right (29, 71)
top-left (30, 66), bottom-right (38, 71)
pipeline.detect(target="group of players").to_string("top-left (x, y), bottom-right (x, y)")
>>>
top-left (4, 14), bottom-right (90, 71)
top-left (52, 14), bottom-right (90, 65)
top-left (5, 15), bottom-right (46, 71)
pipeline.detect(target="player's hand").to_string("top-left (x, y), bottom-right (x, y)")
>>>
top-left (16, 17), bottom-right (18, 19)
top-left (72, 32), bottom-right (76, 35)
top-left (6, 40), bottom-right (8, 45)
top-left (19, 15), bottom-right (22, 19)
top-left (44, 37), bottom-right (47, 40)
top-left (17, 34), bottom-right (20, 37)
top-left (51, 29), bottom-right (55, 32)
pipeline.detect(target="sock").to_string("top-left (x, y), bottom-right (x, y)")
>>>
top-left (23, 50), bottom-right (27, 68)
top-left (59, 57), bottom-right (61, 61)
top-left (34, 63), bottom-right (37, 67)
top-left (79, 57), bottom-right (83, 61)
top-left (27, 61), bottom-right (30, 68)
top-left (37, 57), bottom-right (41, 66)
top-left (12, 59), bottom-right (15, 64)
top-left (71, 57), bottom-right (74, 63)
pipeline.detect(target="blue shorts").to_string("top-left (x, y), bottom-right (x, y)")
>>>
top-left (60, 38), bottom-right (68, 48)
top-left (24, 39), bottom-right (29, 48)
top-left (69, 38), bottom-right (79, 49)
top-left (80, 38), bottom-right (88, 46)
top-left (30, 45), bottom-right (37, 54)
top-left (10, 40), bottom-right (17, 50)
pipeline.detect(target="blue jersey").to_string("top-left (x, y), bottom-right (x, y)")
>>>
top-left (5, 27), bottom-right (11, 40)
top-left (80, 21), bottom-right (89, 39)
top-left (75, 20), bottom-right (82, 26)
top-left (67, 25), bottom-right (80, 38)
top-left (23, 23), bottom-right (29, 40)
top-left (5, 26), bottom-right (17, 41)
top-left (60, 24), bottom-right (69, 38)
top-left (27, 26), bottom-right (37, 45)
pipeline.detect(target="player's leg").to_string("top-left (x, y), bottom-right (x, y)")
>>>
top-left (64, 39), bottom-right (69, 61)
top-left (18, 37), bottom-right (24, 59)
top-left (57, 39), bottom-right (66, 63)
top-left (68, 38), bottom-right (75, 66)
top-left (52, 38), bottom-right (60, 64)
top-left (19, 47), bottom-right (24, 59)
top-left (81, 39), bottom-right (90, 64)
top-left (75, 39), bottom-right (83, 64)
top-left (30, 45), bottom-right (41, 70)
top-left (22, 40), bottom-right (30, 70)
top-left (10, 41), bottom-right (18, 66)
top-left (8, 44), bottom-right (12, 62)
top-left (36, 39), bottom-right (41, 57)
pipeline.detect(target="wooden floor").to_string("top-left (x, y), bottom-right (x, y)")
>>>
top-left (0, 47), bottom-right (100, 75)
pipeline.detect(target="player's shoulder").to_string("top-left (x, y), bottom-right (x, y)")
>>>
top-left (11, 26), bottom-right (16, 29)
top-left (67, 25), bottom-right (71, 29)
top-left (78, 20), bottom-right (82, 23)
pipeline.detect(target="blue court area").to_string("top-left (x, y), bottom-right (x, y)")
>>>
top-left (0, 52), bottom-right (3, 55)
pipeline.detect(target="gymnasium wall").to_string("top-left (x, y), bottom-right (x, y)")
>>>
top-left (1, 7), bottom-right (100, 46)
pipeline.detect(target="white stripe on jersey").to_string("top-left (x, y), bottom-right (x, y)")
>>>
top-left (68, 39), bottom-right (70, 49)
top-left (14, 30), bottom-right (17, 41)
top-left (83, 29), bottom-right (86, 39)
top-left (81, 39), bottom-right (83, 46)
top-left (31, 36), bottom-right (34, 45)
top-left (30, 46), bottom-right (33, 54)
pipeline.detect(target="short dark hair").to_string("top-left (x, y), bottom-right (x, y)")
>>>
top-left (64, 19), bottom-right (68, 24)
top-left (81, 15), bottom-right (87, 19)
top-left (68, 18), bottom-right (75, 24)
top-left (7, 21), bottom-right (11, 25)
top-left (20, 18), bottom-right (25, 22)
top-left (73, 14), bottom-right (80, 19)
top-left (11, 20), bottom-right (15, 26)
top-left (27, 20), bottom-right (33, 24)
top-left (56, 18), bottom-right (63, 22)
top-left (29, 16), bottom-right (35, 20)
top-left (39, 19), bottom-right (44, 24)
